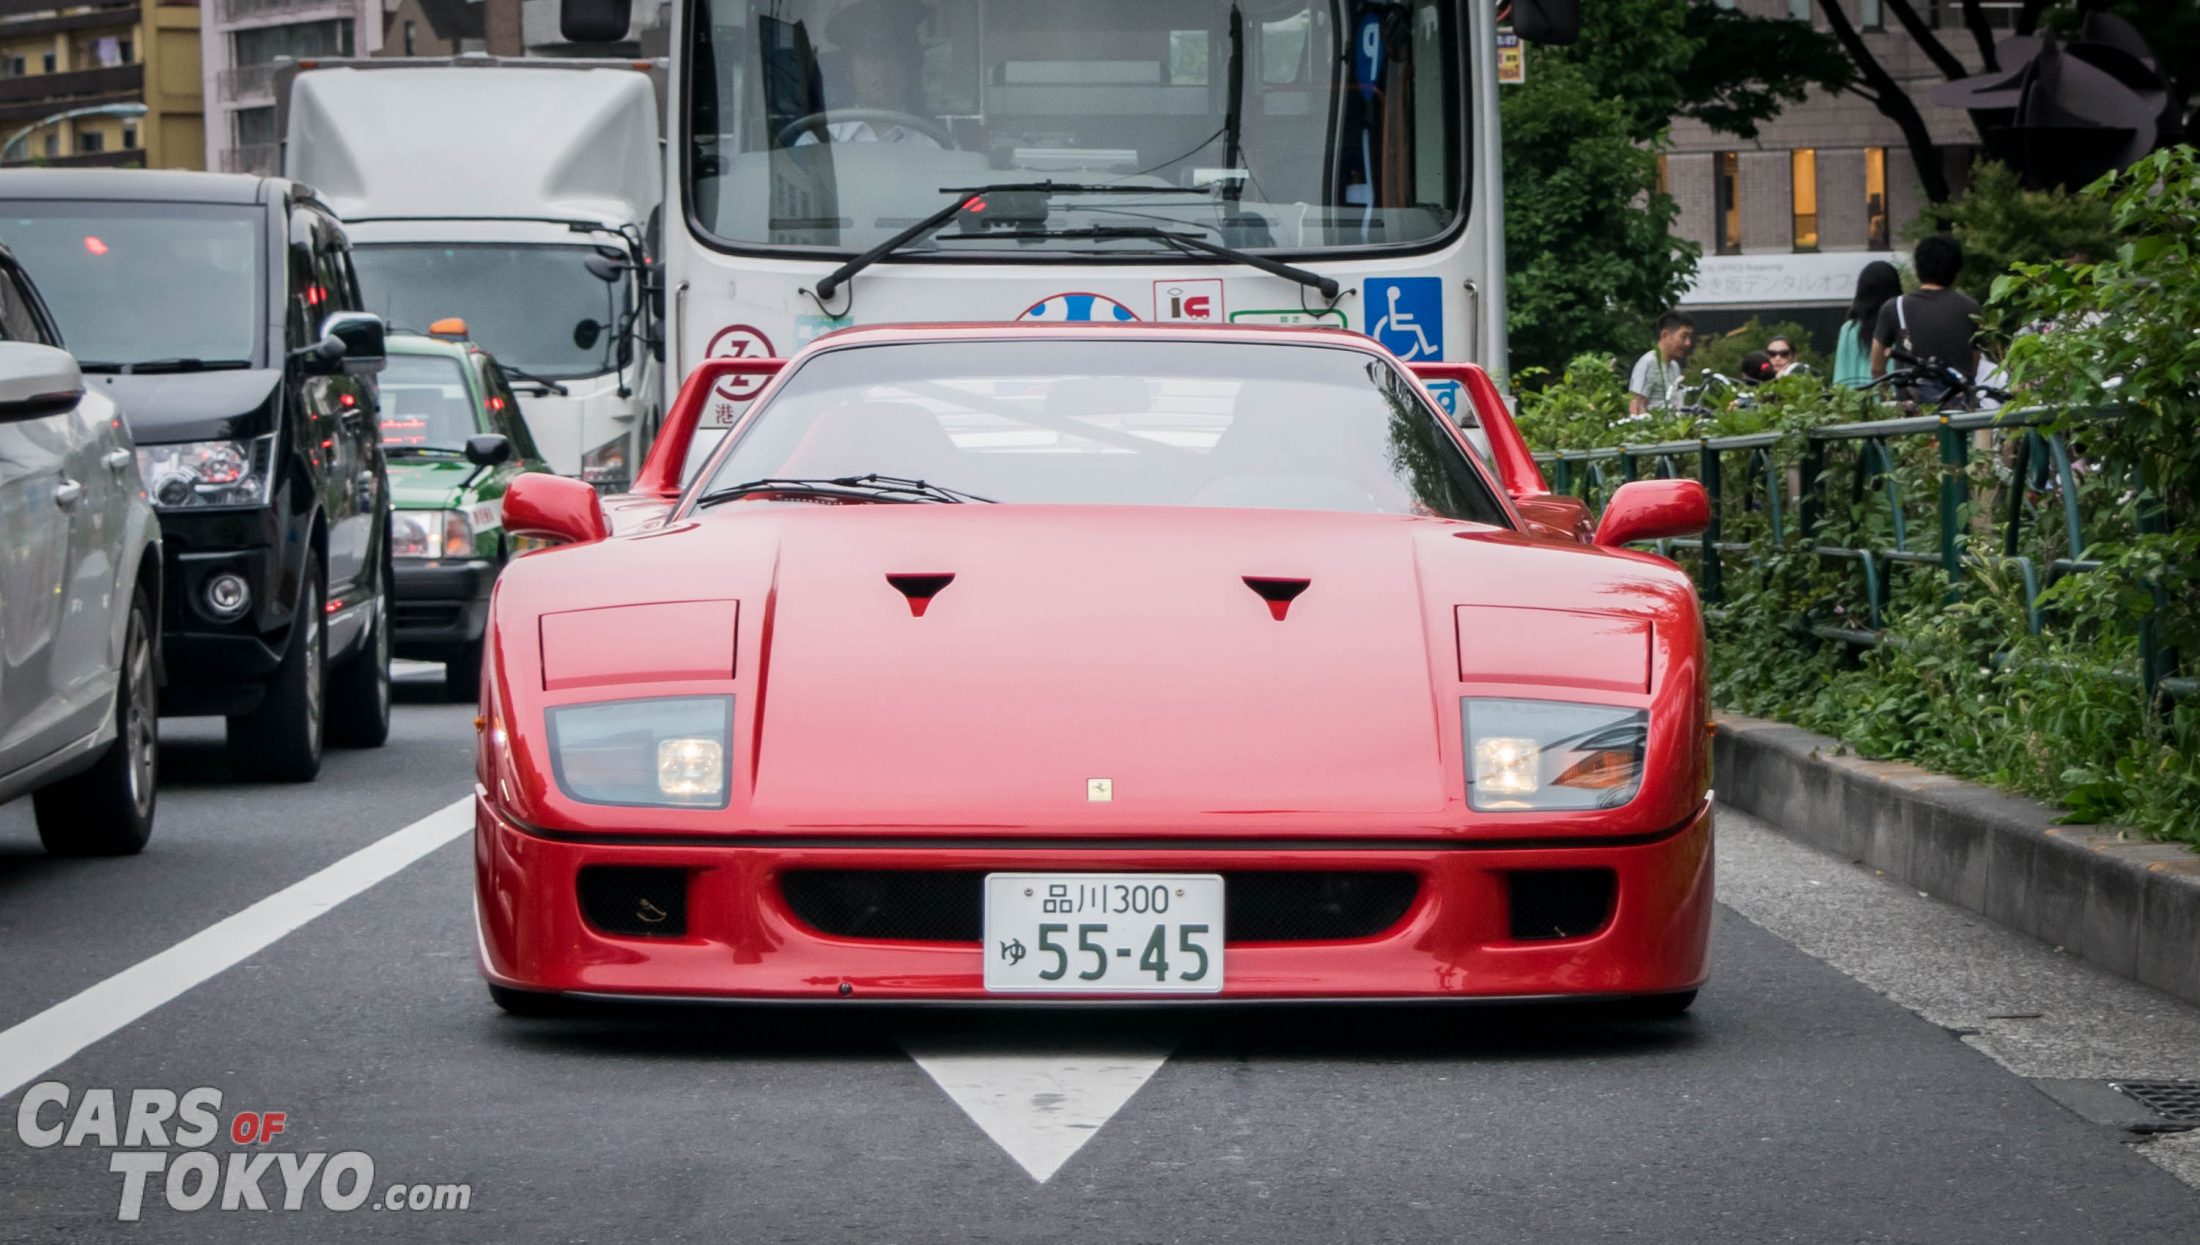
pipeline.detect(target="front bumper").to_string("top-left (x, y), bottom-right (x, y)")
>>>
top-left (392, 559), bottom-right (497, 661)
top-left (474, 798), bottom-right (1714, 1002)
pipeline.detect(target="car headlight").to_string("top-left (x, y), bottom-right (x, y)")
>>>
top-left (137, 435), bottom-right (275, 509)
top-left (390, 510), bottom-right (477, 559)
top-left (579, 435), bottom-right (629, 490)
top-left (1463, 699), bottom-right (1648, 812)
top-left (547, 696), bottom-right (732, 808)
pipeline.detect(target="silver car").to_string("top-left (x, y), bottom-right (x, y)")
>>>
top-left (0, 245), bottom-right (162, 855)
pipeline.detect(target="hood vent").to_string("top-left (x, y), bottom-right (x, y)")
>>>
top-left (1243, 576), bottom-right (1311, 621)
top-left (886, 573), bottom-right (956, 617)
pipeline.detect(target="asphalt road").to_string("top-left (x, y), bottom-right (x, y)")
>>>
top-left (3, 669), bottom-right (2197, 1242)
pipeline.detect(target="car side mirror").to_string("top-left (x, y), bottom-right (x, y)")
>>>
top-left (464, 434), bottom-right (514, 468)
top-left (1594, 480), bottom-right (1710, 549)
top-left (503, 472), bottom-right (608, 546)
top-left (318, 311), bottom-right (386, 378)
top-left (0, 342), bottom-right (83, 422)
top-left (1510, 0), bottom-right (1580, 45)
top-left (583, 256), bottom-right (622, 283)
top-left (561, 0), bottom-right (631, 42)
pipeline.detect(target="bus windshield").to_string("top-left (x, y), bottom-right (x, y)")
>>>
top-left (687, 0), bottom-right (1464, 256)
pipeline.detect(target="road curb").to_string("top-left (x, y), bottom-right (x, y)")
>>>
top-left (1713, 712), bottom-right (2200, 1008)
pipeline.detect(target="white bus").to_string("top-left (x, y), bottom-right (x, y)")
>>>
top-left (563, 0), bottom-right (1576, 430)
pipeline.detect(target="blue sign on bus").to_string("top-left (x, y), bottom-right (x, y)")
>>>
top-left (1366, 276), bottom-right (1442, 361)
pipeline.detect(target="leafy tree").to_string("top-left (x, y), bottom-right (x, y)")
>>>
top-left (1503, 0), bottom-right (1851, 378)
top-left (1911, 161), bottom-right (2117, 320)
top-left (1502, 57), bottom-right (1696, 379)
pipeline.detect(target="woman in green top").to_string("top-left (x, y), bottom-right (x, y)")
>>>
top-left (1833, 261), bottom-right (1903, 388)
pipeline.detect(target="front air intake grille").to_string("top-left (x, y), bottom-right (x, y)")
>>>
top-left (778, 870), bottom-right (1419, 944)
top-left (577, 866), bottom-right (689, 938)
top-left (1506, 868), bottom-right (1617, 941)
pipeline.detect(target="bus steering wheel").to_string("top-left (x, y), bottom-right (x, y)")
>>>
top-left (775, 109), bottom-right (957, 149)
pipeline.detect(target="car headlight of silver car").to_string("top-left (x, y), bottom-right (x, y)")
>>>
top-left (137, 434), bottom-right (276, 509)
top-left (547, 696), bottom-right (733, 808)
top-left (1462, 699), bottom-right (1648, 812)
top-left (390, 509), bottom-right (475, 559)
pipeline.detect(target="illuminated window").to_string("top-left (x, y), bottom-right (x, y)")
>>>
top-left (1865, 147), bottom-right (1889, 249)
top-left (1791, 148), bottom-right (1819, 252)
top-left (1715, 152), bottom-right (1741, 255)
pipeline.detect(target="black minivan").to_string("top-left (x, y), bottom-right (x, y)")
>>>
top-left (0, 171), bottom-right (393, 782)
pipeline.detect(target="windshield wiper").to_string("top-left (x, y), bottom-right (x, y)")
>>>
top-left (940, 224), bottom-right (1339, 301)
top-left (694, 474), bottom-right (996, 508)
top-left (80, 358), bottom-right (253, 375)
top-left (500, 364), bottom-right (570, 397)
top-left (813, 182), bottom-right (1217, 303)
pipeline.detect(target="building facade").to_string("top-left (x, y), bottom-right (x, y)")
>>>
top-left (0, 0), bottom-right (203, 169)
top-left (1663, 0), bottom-right (2007, 346)
top-left (201, 0), bottom-right (376, 173)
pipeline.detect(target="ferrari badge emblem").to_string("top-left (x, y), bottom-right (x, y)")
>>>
top-left (1087, 778), bottom-right (1113, 802)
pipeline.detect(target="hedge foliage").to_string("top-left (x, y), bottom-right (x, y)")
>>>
top-left (1521, 149), bottom-right (2200, 846)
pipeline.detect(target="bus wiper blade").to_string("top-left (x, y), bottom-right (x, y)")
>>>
top-left (942, 225), bottom-right (1340, 301)
top-left (501, 365), bottom-right (569, 397)
top-left (812, 182), bottom-right (1216, 304)
top-left (695, 474), bottom-right (996, 508)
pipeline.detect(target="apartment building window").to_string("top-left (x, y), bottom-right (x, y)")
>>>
top-left (1715, 152), bottom-right (1741, 255)
top-left (122, 126), bottom-right (137, 150)
top-left (1861, 0), bottom-right (1883, 28)
top-left (41, 52), bottom-right (55, 73)
top-left (80, 131), bottom-right (104, 154)
top-left (235, 107), bottom-right (278, 147)
top-left (403, 21), bottom-right (417, 55)
top-left (1865, 147), bottom-right (1890, 249)
top-left (1791, 148), bottom-right (1819, 251)
top-left (4, 56), bottom-right (23, 77)
top-left (42, 134), bottom-right (58, 157)
top-left (234, 20), bottom-right (355, 68)
top-left (1786, 0), bottom-right (1810, 18)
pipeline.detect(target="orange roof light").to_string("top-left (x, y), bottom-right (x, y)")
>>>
top-left (429, 317), bottom-right (468, 339)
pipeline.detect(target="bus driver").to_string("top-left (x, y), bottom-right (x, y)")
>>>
top-left (794, 0), bottom-right (944, 148)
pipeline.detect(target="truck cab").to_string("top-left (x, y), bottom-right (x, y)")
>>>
top-left (280, 59), bottom-right (663, 493)
top-left (0, 170), bottom-right (395, 783)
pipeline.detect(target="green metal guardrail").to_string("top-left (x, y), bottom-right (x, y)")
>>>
top-left (1536, 408), bottom-right (2191, 701)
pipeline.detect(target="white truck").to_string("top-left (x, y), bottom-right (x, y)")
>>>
top-left (280, 58), bottom-right (664, 491)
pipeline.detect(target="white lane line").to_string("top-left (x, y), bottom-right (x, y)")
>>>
top-left (900, 1034), bottom-right (1177, 1182)
top-left (0, 797), bottom-right (473, 1100)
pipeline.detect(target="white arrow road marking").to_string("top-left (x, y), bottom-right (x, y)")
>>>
top-left (900, 1033), bottom-right (1179, 1182)
top-left (0, 798), bottom-right (473, 1100)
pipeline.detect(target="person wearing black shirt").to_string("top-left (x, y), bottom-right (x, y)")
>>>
top-left (1872, 233), bottom-right (1981, 405)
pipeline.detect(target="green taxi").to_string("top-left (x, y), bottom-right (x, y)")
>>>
top-left (379, 325), bottom-right (548, 699)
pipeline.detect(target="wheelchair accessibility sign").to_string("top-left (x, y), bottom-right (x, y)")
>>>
top-left (1367, 276), bottom-right (1443, 361)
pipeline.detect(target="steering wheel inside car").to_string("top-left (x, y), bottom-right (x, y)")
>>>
top-left (774, 109), bottom-right (957, 149)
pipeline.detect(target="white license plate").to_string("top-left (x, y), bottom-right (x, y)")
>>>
top-left (983, 873), bottom-right (1225, 993)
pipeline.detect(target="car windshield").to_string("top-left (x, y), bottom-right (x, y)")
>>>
top-left (691, 338), bottom-right (1505, 521)
top-left (378, 352), bottom-right (482, 450)
top-left (351, 243), bottom-right (630, 381)
top-left (0, 201), bottom-right (264, 368)
top-left (687, 0), bottom-right (1463, 255)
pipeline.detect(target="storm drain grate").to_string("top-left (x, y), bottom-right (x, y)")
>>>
top-left (2111, 1081), bottom-right (2200, 1126)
